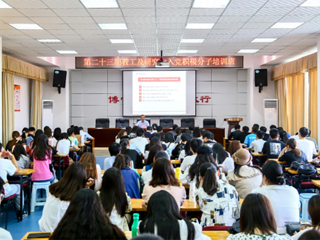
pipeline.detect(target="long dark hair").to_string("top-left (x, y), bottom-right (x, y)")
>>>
top-left (286, 138), bottom-right (301, 157)
top-left (146, 145), bottom-right (162, 166)
top-left (308, 195), bottom-right (320, 229)
top-left (33, 134), bottom-right (51, 160)
top-left (188, 154), bottom-right (217, 188)
top-left (164, 132), bottom-right (174, 143)
top-left (113, 154), bottom-right (131, 169)
top-left (50, 189), bottom-right (126, 240)
top-left (262, 161), bottom-right (284, 185)
top-left (49, 163), bottom-right (88, 201)
top-left (212, 143), bottom-right (228, 164)
top-left (120, 139), bottom-right (129, 154)
top-left (199, 162), bottom-right (218, 196)
top-left (228, 141), bottom-right (242, 156)
top-left (79, 152), bottom-right (97, 180)
top-left (140, 190), bottom-right (195, 240)
top-left (240, 193), bottom-right (277, 235)
top-left (53, 128), bottom-right (62, 141)
top-left (149, 158), bottom-right (180, 188)
top-left (32, 129), bottom-right (44, 149)
top-left (44, 127), bottom-right (52, 138)
top-left (13, 144), bottom-right (27, 160)
top-left (100, 168), bottom-right (128, 217)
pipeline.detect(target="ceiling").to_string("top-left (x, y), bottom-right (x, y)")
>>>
top-left (0, 0), bottom-right (320, 67)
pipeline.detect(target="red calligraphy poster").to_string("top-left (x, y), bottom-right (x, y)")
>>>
top-left (14, 84), bottom-right (20, 112)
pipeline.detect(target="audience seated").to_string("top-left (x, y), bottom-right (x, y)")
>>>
top-left (140, 190), bottom-right (210, 240)
top-left (175, 127), bottom-right (182, 142)
top-left (212, 142), bottom-right (229, 165)
top-left (295, 127), bottom-right (319, 161)
top-left (26, 127), bottom-right (36, 146)
top-left (5, 131), bottom-right (21, 151)
top-left (145, 134), bottom-right (167, 152)
top-left (250, 130), bottom-right (266, 153)
top-left (56, 132), bottom-right (78, 156)
top-left (162, 132), bottom-right (176, 157)
top-left (79, 152), bottom-right (102, 191)
top-left (44, 126), bottom-right (57, 147)
top-left (49, 189), bottom-right (126, 240)
top-left (156, 126), bottom-right (165, 141)
top-left (31, 129), bottom-right (44, 150)
top-left (116, 129), bottom-right (127, 143)
top-left (39, 163), bottom-right (94, 232)
top-left (67, 128), bottom-right (78, 146)
top-left (142, 151), bottom-right (168, 186)
top-left (12, 144), bottom-right (29, 169)
top-left (202, 131), bottom-right (216, 148)
top-left (151, 124), bottom-right (158, 134)
top-left (120, 138), bottom-right (143, 168)
top-left (222, 140), bottom-right (242, 174)
top-left (142, 158), bottom-right (186, 208)
top-left (278, 127), bottom-right (289, 143)
top-left (0, 177), bottom-right (13, 240)
top-left (252, 161), bottom-right (300, 228)
top-left (172, 133), bottom-right (191, 159)
top-left (21, 127), bottom-right (29, 140)
top-left (130, 127), bottom-right (149, 155)
top-left (278, 138), bottom-right (308, 166)
top-left (235, 126), bottom-right (250, 143)
top-left (180, 138), bottom-right (202, 174)
top-left (226, 193), bottom-right (287, 240)
top-left (306, 129), bottom-right (318, 149)
top-left (79, 126), bottom-right (93, 142)
top-left (298, 229), bottom-right (320, 240)
top-left (262, 129), bottom-right (285, 159)
top-left (144, 126), bottom-right (152, 139)
top-left (227, 149), bottom-right (262, 199)
top-left (53, 127), bottom-right (62, 142)
top-left (244, 125), bottom-right (259, 147)
top-left (113, 154), bottom-right (140, 199)
top-left (197, 162), bottom-right (240, 227)
top-left (100, 167), bottom-right (132, 231)
top-left (193, 126), bottom-right (200, 138)
top-left (104, 142), bottom-right (121, 170)
top-left (260, 126), bottom-right (270, 141)
top-left (228, 124), bottom-right (241, 140)
top-left (144, 143), bottom-right (163, 171)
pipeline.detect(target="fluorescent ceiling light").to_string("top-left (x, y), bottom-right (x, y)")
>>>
top-left (301, 0), bottom-right (320, 7)
top-left (99, 23), bottom-right (127, 29)
top-left (38, 39), bottom-right (62, 43)
top-left (238, 49), bottom-right (259, 53)
top-left (110, 39), bottom-right (134, 43)
top-left (186, 23), bottom-right (214, 29)
top-left (271, 22), bottom-right (304, 28)
top-left (80, 0), bottom-right (118, 8)
top-left (178, 50), bottom-right (198, 53)
top-left (181, 39), bottom-right (204, 43)
top-left (193, 0), bottom-right (230, 8)
top-left (10, 24), bottom-right (43, 30)
top-left (118, 50), bottom-right (137, 54)
top-left (56, 50), bottom-right (78, 54)
top-left (251, 38), bottom-right (277, 43)
top-left (0, 0), bottom-right (12, 8)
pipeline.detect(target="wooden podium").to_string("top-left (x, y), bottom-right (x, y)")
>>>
top-left (225, 117), bottom-right (243, 136)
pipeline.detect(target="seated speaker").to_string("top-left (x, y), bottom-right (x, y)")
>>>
top-left (95, 118), bottom-right (109, 128)
top-left (203, 119), bottom-right (216, 128)
top-left (181, 118), bottom-right (195, 128)
top-left (160, 118), bottom-right (174, 128)
top-left (136, 118), bottom-right (151, 125)
top-left (116, 118), bottom-right (129, 128)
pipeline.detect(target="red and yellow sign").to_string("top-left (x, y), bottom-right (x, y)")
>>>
top-left (75, 56), bottom-right (243, 69)
top-left (14, 84), bottom-right (20, 112)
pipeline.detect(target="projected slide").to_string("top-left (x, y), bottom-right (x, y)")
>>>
top-left (123, 71), bottom-right (196, 116)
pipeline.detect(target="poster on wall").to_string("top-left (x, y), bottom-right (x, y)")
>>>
top-left (14, 84), bottom-right (20, 112)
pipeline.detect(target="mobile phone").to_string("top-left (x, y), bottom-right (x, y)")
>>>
top-left (27, 232), bottom-right (51, 238)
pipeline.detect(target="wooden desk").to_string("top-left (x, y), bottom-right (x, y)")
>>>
top-left (285, 167), bottom-right (320, 175)
top-left (203, 231), bottom-right (230, 240)
top-left (312, 180), bottom-right (320, 188)
top-left (240, 198), bottom-right (244, 205)
top-left (252, 152), bottom-right (266, 157)
top-left (101, 170), bottom-right (105, 175)
top-left (171, 160), bottom-right (181, 165)
top-left (21, 232), bottom-right (50, 240)
top-left (269, 159), bottom-right (287, 165)
top-left (52, 155), bottom-right (67, 179)
top-left (131, 199), bottom-right (200, 212)
top-left (136, 169), bottom-right (142, 175)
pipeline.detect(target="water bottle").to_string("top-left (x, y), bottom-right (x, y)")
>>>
top-left (189, 181), bottom-right (196, 202)
top-left (175, 167), bottom-right (181, 184)
top-left (132, 213), bottom-right (139, 237)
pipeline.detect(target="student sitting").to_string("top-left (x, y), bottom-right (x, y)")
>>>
top-left (296, 127), bottom-right (319, 161)
top-left (44, 126), bottom-right (57, 148)
top-left (67, 127), bottom-right (78, 146)
top-left (197, 162), bottom-right (240, 227)
top-left (202, 131), bottom-right (216, 148)
top-left (79, 126), bottom-right (93, 142)
top-left (250, 130), bottom-right (266, 153)
top-left (180, 138), bottom-right (203, 174)
top-left (212, 143), bottom-right (229, 165)
top-left (53, 127), bottom-right (62, 142)
top-left (262, 128), bottom-right (285, 159)
top-left (39, 163), bottom-right (94, 232)
top-left (130, 127), bottom-right (149, 155)
top-left (298, 229), bottom-right (320, 240)
top-left (291, 195), bottom-right (320, 239)
top-left (306, 129), bottom-right (318, 150)
top-left (222, 140), bottom-right (242, 174)
top-left (26, 127), bottom-right (36, 146)
top-left (278, 138), bottom-right (308, 166)
top-left (162, 132), bottom-right (176, 157)
top-left (115, 129), bottom-right (127, 143)
top-left (49, 189), bottom-right (126, 240)
top-left (56, 132), bottom-right (79, 156)
top-left (244, 125), bottom-right (259, 147)
top-left (145, 134), bottom-right (167, 152)
top-left (5, 131), bottom-right (21, 151)
top-left (0, 177), bottom-right (13, 239)
top-left (193, 127), bottom-right (201, 138)
top-left (113, 154), bottom-right (140, 199)
top-left (31, 134), bottom-right (54, 183)
top-left (151, 123), bottom-right (158, 134)
top-left (12, 144), bottom-right (29, 169)
top-left (172, 133), bottom-right (191, 159)
top-left (175, 127), bottom-right (182, 143)
top-left (142, 158), bottom-right (186, 208)
top-left (140, 190), bottom-right (210, 240)
top-left (144, 126), bottom-right (152, 139)
top-left (235, 126), bottom-right (250, 143)
top-left (120, 138), bottom-right (143, 168)
top-left (31, 129), bottom-right (44, 150)
top-left (228, 124), bottom-right (242, 140)
top-left (260, 126), bottom-right (270, 141)
top-left (144, 145), bottom-right (163, 172)
top-left (21, 127), bottom-right (29, 140)
top-left (227, 193), bottom-right (288, 240)
top-left (227, 149), bottom-right (262, 199)
top-left (79, 152), bottom-right (102, 191)
top-left (156, 126), bottom-right (165, 141)
top-left (252, 161), bottom-right (299, 228)
top-left (104, 142), bottom-right (121, 170)
top-left (100, 168), bottom-right (132, 231)
top-left (142, 151), bottom-right (168, 186)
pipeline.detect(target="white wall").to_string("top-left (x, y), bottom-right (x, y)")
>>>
top-left (0, 37), bottom-right (2, 142)
top-left (14, 75), bottom-right (30, 132)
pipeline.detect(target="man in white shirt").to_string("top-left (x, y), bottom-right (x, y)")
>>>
top-left (142, 151), bottom-right (168, 185)
top-left (79, 127), bottom-right (93, 142)
top-left (0, 177), bottom-right (13, 240)
top-left (250, 130), bottom-right (266, 153)
top-left (180, 139), bottom-right (203, 173)
top-left (136, 115), bottom-right (149, 128)
top-left (296, 127), bottom-right (319, 161)
top-left (130, 128), bottom-right (148, 155)
top-left (104, 143), bottom-right (121, 170)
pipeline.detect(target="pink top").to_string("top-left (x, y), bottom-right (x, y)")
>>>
top-left (142, 185), bottom-right (186, 208)
top-left (31, 150), bottom-right (53, 181)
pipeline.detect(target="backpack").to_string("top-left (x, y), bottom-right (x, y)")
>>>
top-left (290, 161), bottom-right (317, 175)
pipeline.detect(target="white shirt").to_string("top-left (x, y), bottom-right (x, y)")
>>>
top-left (180, 155), bottom-right (197, 172)
top-left (178, 220), bottom-right (210, 240)
top-left (221, 157), bottom-right (235, 174)
top-left (251, 185), bottom-right (300, 227)
top-left (49, 137), bottom-right (57, 148)
top-left (250, 139), bottom-right (266, 153)
top-left (130, 137), bottom-right (148, 155)
top-left (0, 158), bottom-right (17, 196)
top-left (136, 120), bottom-right (149, 128)
top-left (56, 139), bottom-right (72, 155)
top-left (291, 227), bottom-right (317, 240)
top-left (0, 228), bottom-right (12, 240)
top-left (296, 138), bottom-right (317, 161)
top-left (141, 169), bottom-right (153, 186)
top-left (39, 192), bottom-right (70, 232)
top-left (80, 130), bottom-right (92, 142)
top-left (104, 156), bottom-right (116, 171)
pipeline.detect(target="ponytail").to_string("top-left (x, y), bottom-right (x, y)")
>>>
top-left (262, 161), bottom-right (285, 185)
top-left (286, 138), bottom-right (301, 157)
top-left (199, 162), bottom-right (218, 196)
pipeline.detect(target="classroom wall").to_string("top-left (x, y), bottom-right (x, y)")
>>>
top-left (13, 75), bottom-right (30, 132)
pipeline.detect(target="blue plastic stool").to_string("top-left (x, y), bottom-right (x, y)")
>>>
top-left (299, 193), bottom-right (317, 222)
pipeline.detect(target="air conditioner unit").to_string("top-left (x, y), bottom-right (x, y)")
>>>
top-left (42, 100), bottom-right (53, 130)
top-left (263, 99), bottom-right (278, 128)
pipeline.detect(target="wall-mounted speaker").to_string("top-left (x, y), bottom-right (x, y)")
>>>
top-left (53, 70), bottom-right (67, 94)
top-left (254, 69), bottom-right (267, 87)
